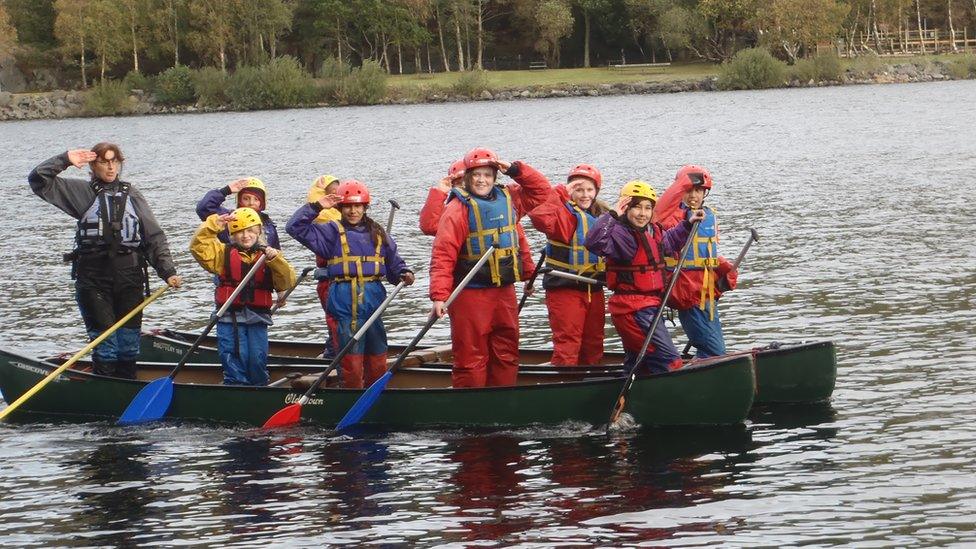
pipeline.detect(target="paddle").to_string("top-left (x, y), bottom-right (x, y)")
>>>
top-left (0, 286), bottom-right (169, 421)
top-left (270, 266), bottom-right (315, 314)
top-left (517, 249), bottom-right (547, 313)
top-left (385, 199), bottom-right (401, 235)
top-left (334, 245), bottom-right (497, 431)
top-left (538, 268), bottom-right (599, 286)
top-left (607, 219), bottom-right (702, 429)
top-left (117, 254), bottom-right (268, 425)
top-left (262, 279), bottom-right (408, 429)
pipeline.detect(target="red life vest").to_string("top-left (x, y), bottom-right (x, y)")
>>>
top-left (215, 247), bottom-right (274, 312)
top-left (606, 224), bottom-right (666, 295)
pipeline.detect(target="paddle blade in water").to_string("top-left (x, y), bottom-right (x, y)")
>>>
top-left (118, 377), bottom-right (174, 425)
top-left (262, 403), bottom-right (303, 429)
top-left (335, 371), bottom-right (392, 431)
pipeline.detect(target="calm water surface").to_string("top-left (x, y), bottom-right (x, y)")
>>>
top-left (0, 80), bottom-right (974, 546)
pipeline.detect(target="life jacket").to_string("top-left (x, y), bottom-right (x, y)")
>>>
top-left (451, 185), bottom-right (521, 288)
top-left (665, 205), bottom-right (720, 318)
top-left (323, 221), bottom-right (386, 330)
top-left (606, 223), bottom-right (666, 295)
top-left (75, 181), bottom-right (142, 255)
top-left (215, 247), bottom-right (273, 312)
top-left (544, 201), bottom-right (605, 292)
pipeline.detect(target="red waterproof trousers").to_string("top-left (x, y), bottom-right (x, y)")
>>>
top-left (449, 286), bottom-right (519, 388)
top-left (545, 287), bottom-right (606, 366)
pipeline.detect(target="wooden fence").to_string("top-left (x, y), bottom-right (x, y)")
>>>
top-left (839, 28), bottom-right (976, 56)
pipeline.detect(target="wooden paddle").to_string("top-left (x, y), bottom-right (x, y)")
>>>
top-left (117, 254), bottom-right (268, 425)
top-left (270, 266), bottom-right (315, 314)
top-left (0, 286), bottom-right (169, 421)
top-left (607, 219), bottom-right (702, 429)
top-left (334, 245), bottom-right (497, 432)
top-left (262, 279), bottom-right (408, 429)
top-left (517, 249), bottom-right (547, 313)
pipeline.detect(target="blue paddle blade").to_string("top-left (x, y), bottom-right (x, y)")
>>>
top-left (335, 371), bottom-right (392, 431)
top-left (117, 377), bottom-right (174, 425)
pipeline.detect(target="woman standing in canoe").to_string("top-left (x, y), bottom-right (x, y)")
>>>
top-left (190, 208), bottom-right (296, 385)
top-left (653, 165), bottom-right (737, 357)
top-left (28, 144), bottom-right (182, 379)
top-left (196, 177), bottom-right (280, 248)
top-left (584, 181), bottom-right (702, 373)
top-left (527, 164), bottom-right (610, 366)
top-left (428, 147), bottom-right (551, 388)
top-left (287, 180), bottom-right (415, 388)
top-left (419, 158), bottom-right (466, 236)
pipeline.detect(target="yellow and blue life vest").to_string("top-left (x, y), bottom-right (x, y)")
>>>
top-left (324, 221), bottom-right (386, 329)
top-left (665, 205), bottom-right (720, 317)
top-left (451, 185), bottom-right (521, 288)
top-left (544, 201), bottom-right (605, 291)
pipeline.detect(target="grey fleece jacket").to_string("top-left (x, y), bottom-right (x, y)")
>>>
top-left (28, 152), bottom-right (178, 281)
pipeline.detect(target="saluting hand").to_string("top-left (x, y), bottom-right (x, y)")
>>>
top-left (494, 159), bottom-right (512, 173)
top-left (435, 176), bottom-right (452, 193)
top-left (614, 195), bottom-right (631, 216)
top-left (317, 193), bottom-right (342, 210)
top-left (67, 149), bottom-right (97, 168)
top-left (216, 212), bottom-right (236, 228)
top-left (227, 179), bottom-right (250, 193)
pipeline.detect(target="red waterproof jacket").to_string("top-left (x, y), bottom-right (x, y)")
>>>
top-left (428, 161), bottom-right (551, 302)
top-left (419, 187), bottom-right (449, 236)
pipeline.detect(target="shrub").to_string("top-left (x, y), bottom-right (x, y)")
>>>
top-left (340, 60), bottom-right (388, 105)
top-left (192, 67), bottom-right (228, 107)
top-left (451, 69), bottom-right (491, 97)
top-left (317, 57), bottom-right (351, 102)
top-left (717, 47), bottom-right (787, 91)
top-left (154, 65), bottom-right (195, 105)
top-left (84, 80), bottom-right (133, 116)
top-left (122, 70), bottom-right (151, 92)
top-left (226, 56), bottom-right (317, 109)
top-left (849, 53), bottom-right (885, 77)
top-left (948, 54), bottom-right (976, 79)
top-left (789, 54), bottom-right (844, 83)
top-left (789, 58), bottom-right (818, 83)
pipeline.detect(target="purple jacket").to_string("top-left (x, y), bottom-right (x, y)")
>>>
top-left (286, 203), bottom-right (409, 285)
top-left (584, 212), bottom-right (692, 262)
top-left (197, 187), bottom-right (280, 248)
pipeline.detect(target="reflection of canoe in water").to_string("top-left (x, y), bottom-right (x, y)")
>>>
top-left (0, 348), bottom-right (754, 427)
top-left (138, 328), bottom-right (836, 404)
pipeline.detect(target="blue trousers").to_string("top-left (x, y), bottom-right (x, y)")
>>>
top-left (612, 305), bottom-right (682, 375)
top-left (678, 306), bottom-right (726, 358)
top-left (216, 321), bottom-right (269, 386)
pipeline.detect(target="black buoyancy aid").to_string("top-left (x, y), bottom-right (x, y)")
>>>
top-left (75, 181), bottom-right (142, 255)
top-left (216, 247), bottom-right (274, 312)
top-left (606, 224), bottom-right (667, 294)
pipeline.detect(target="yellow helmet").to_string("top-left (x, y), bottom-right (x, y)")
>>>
top-left (307, 174), bottom-right (339, 202)
top-left (237, 177), bottom-right (266, 210)
top-left (228, 207), bottom-right (263, 233)
top-left (620, 180), bottom-right (658, 203)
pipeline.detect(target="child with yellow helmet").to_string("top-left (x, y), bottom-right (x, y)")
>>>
top-left (308, 175), bottom-right (342, 359)
top-left (196, 177), bottom-right (280, 248)
top-left (190, 207), bottom-right (296, 385)
top-left (584, 180), bottom-right (704, 374)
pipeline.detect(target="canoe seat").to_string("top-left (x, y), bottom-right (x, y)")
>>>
top-left (290, 370), bottom-right (340, 391)
top-left (393, 344), bottom-right (453, 367)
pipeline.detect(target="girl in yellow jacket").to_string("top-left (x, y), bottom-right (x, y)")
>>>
top-left (190, 207), bottom-right (297, 385)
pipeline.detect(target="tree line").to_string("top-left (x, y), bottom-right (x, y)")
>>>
top-left (1, 0), bottom-right (975, 89)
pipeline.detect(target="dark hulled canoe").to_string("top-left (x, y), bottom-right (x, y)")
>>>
top-left (137, 329), bottom-right (836, 404)
top-left (0, 349), bottom-right (755, 427)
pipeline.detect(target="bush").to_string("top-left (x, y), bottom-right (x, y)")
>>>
top-left (849, 53), bottom-right (885, 77)
top-left (226, 56), bottom-right (317, 109)
top-left (451, 69), bottom-right (491, 97)
top-left (789, 54), bottom-right (844, 83)
top-left (948, 54), bottom-right (976, 79)
top-left (339, 60), bottom-right (388, 105)
top-left (192, 67), bottom-right (228, 107)
top-left (154, 65), bottom-right (195, 105)
top-left (717, 47), bottom-right (787, 91)
top-left (122, 70), bottom-right (151, 92)
top-left (84, 80), bottom-right (133, 116)
top-left (317, 57), bottom-right (351, 102)
top-left (789, 58), bottom-right (818, 83)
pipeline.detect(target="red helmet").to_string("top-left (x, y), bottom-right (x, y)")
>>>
top-left (463, 147), bottom-right (499, 170)
top-left (567, 163), bottom-right (602, 190)
top-left (336, 179), bottom-right (370, 205)
top-left (448, 158), bottom-right (466, 181)
top-left (675, 165), bottom-right (713, 189)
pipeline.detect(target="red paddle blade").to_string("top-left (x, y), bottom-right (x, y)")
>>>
top-left (262, 403), bottom-right (303, 429)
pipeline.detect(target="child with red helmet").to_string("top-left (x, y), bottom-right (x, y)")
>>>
top-left (527, 163), bottom-right (610, 366)
top-left (428, 147), bottom-right (552, 387)
top-left (287, 180), bottom-right (415, 388)
top-left (420, 158), bottom-right (466, 236)
top-left (652, 165), bottom-right (737, 357)
top-left (196, 177), bottom-right (280, 248)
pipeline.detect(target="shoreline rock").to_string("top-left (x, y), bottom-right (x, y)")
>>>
top-left (0, 61), bottom-right (967, 122)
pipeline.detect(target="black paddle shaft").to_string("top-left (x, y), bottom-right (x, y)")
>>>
top-left (517, 249), bottom-right (547, 313)
top-left (167, 253), bottom-right (269, 379)
top-left (385, 199), bottom-right (401, 235)
top-left (608, 219), bottom-right (702, 426)
top-left (270, 266), bottom-right (315, 314)
top-left (717, 228), bottom-right (759, 293)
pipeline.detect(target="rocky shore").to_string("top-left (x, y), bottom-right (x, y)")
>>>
top-left (0, 60), bottom-right (962, 122)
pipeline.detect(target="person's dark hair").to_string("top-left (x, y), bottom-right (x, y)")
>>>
top-left (589, 199), bottom-right (611, 217)
top-left (91, 142), bottom-right (125, 163)
top-left (627, 197), bottom-right (654, 210)
top-left (340, 204), bottom-right (388, 244)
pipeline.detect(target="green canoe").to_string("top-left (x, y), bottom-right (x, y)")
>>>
top-left (0, 348), bottom-right (755, 427)
top-left (137, 329), bottom-right (836, 404)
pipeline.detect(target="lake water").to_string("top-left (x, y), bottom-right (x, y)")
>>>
top-left (0, 80), bottom-right (974, 546)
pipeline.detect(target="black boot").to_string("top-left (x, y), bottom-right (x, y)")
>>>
top-left (115, 360), bottom-right (138, 380)
top-left (93, 360), bottom-right (117, 377)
